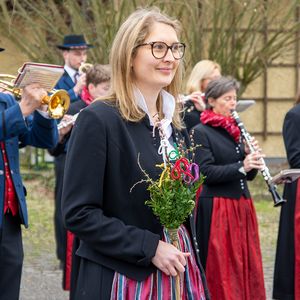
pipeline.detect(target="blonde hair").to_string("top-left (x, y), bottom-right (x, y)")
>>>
top-left (186, 60), bottom-right (221, 94)
top-left (103, 7), bottom-right (184, 129)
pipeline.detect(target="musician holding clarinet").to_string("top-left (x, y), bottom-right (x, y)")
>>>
top-left (49, 63), bottom-right (111, 290)
top-left (193, 76), bottom-right (266, 300)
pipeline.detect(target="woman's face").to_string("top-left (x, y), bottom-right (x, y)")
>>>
top-left (132, 22), bottom-right (181, 93)
top-left (209, 89), bottom-right (237, 117)
top-left (200, 68), bottom-right (221, 92)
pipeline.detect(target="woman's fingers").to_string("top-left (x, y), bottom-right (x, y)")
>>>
top-left (151, 241), bottom-right (190, 276)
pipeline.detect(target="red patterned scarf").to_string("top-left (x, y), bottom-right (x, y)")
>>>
top-left (200, 109), bottom-right (241, 142)
top-left (81, 86), bottom-right (93, 105)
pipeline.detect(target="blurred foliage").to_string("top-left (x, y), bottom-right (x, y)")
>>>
top-left (0, 0), bottom-right (300, 92)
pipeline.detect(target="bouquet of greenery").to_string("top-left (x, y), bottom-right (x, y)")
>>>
top-left (132, 127), bottom-right (204, 298)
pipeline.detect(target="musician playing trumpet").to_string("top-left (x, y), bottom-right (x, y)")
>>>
top-left (193, 76), bottom-right (266, 300)
top-left (0, 47), bottom-right (58, 299)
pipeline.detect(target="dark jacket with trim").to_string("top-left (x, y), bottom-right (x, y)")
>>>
top-left (193, 123), bottom-right (257, 199)
top-left (61, 100), bottom-right (210, 298)
top-left (0, 93), bottom-right (58, 228)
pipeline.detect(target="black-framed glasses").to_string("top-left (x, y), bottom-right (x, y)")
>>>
top-left (135, 41), bottom-right (186, 60)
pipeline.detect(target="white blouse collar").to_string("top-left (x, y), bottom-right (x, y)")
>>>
top-left (133, 87), bottom-right (175, 126)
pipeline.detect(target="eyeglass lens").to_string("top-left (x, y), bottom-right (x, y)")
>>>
top-left (152, 42), bottom-right (185, 59)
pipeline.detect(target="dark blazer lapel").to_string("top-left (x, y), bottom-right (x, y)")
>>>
top-left (62, 72), bottom-right (75, 90)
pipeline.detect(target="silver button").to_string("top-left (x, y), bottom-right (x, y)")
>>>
top-left (196, 249), bottom-right (200, 253)
top-left (0, 170), bottom-right (3, 175)
top-left (193, 237), bottom-right (197, 241)
top-left (10, 170), bottom-right (14, 174)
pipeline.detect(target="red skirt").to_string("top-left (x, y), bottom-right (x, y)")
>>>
top-left (205, 196), bottom-right (266, 300)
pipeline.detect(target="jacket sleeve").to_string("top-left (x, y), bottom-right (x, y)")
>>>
top-left (193, 126), bottom-right (246, 184)
top-left (283, 109), bottom-right (300, 168)
top-left (61, 108), bottom-right (159, 266)
top-left (0, 94), bottom-right (58, 148)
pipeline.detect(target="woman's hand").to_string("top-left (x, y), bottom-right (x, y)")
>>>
top-left (187, 91), bottom-right (206, 112)
top-left (243, 152), bottom-right (266, 172)
top-left (243, 137), bottom-right (261, 155)
top-left (151, 240), bottom-right (190, 276)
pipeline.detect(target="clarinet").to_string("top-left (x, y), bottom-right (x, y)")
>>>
top-left (57, 112), bottom-right (79, 130)
top-left (231, 110), bottom-right (286, 207)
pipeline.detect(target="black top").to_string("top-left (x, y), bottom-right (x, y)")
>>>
top-left (193, 123), bottom-right (257, 199)
top-left (61, 100), bottom-right (209, 295)
top-left (273, 103), bottom-right (300, 299)
top-left (183, 100), bottom-right (201, 133)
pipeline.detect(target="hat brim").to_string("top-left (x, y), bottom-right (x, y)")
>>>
top-left (0, 48), bottom-right (5, 52)
top-left (57, 44), bottom-right (93, 50)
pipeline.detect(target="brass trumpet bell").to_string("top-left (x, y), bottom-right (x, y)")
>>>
top-left (0, 73), bottom-right (70, 119)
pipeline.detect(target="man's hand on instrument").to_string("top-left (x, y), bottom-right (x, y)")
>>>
top-left (19, 83), bottom-right (47, 117)
top-left (73, 73), bottom-right (86, 95)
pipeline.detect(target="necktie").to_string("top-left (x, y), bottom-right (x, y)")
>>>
top-left (74, 72), bottom-right (79, 84)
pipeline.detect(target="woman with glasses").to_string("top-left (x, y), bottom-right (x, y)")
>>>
top-left (61, 7), bottom-right (209, 300)
top-left (183, 60), bottom-right (221, 132)
top-left (193, 77), bottom-right (266, 300)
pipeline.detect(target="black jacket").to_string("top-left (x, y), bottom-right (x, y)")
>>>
top-left (183, 100), bottom-right (201, 133)
top-left (61, 100), bottom-right (209, 297)
top-left (193, 123), bottom-right (257, 199)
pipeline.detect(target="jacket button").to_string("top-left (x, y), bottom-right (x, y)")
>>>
top-left (10, 170), bottom-right (14, 174)
top-left (0, 170), bottom-right (3, 175)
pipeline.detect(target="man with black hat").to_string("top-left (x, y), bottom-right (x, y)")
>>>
top-left (56, 34), bottom-right (93, 103)
top-left (51, 34), bottom-right (93, 276)
top-left (0, 47), bottom-right (58, 299)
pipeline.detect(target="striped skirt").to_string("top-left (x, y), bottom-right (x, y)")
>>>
top-left (110, 225), bottom-right (206, 300)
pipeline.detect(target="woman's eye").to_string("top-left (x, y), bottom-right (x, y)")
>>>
top-left (153, 43), bottom-right (165, 50)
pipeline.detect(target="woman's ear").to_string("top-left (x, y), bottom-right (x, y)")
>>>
top-left (207, 97), bottom-right (215, 108)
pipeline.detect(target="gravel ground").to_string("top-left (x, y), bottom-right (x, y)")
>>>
top-left (20, 256), bottom-right (68, 300)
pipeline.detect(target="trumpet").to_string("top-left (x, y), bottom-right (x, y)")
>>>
top-left (231, 110), bottom-right (286, 207)
top-left (79, 63), bottom-right (93, 74)
top-left (0, 74), bottom-right (70, 119)
top-left (57, 112), bottom-right (79, 130)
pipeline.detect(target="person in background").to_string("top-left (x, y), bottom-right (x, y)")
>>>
top-left (61, 8), bottom-right (209, 300)
top-left (183, 60), bottom-right (221, 132)
top-left (273, 91), bottom-right (300, 300)
top-left (193, 76), bottom-right (266, 300)
top-left (51, 34), bottom-right (93, 271)
top-left (0, 48), bottom-right (58, 300)
top-left (52, 63), bottom-right (111, 291)
top-left (56, 34), bottom-right (93, 103)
